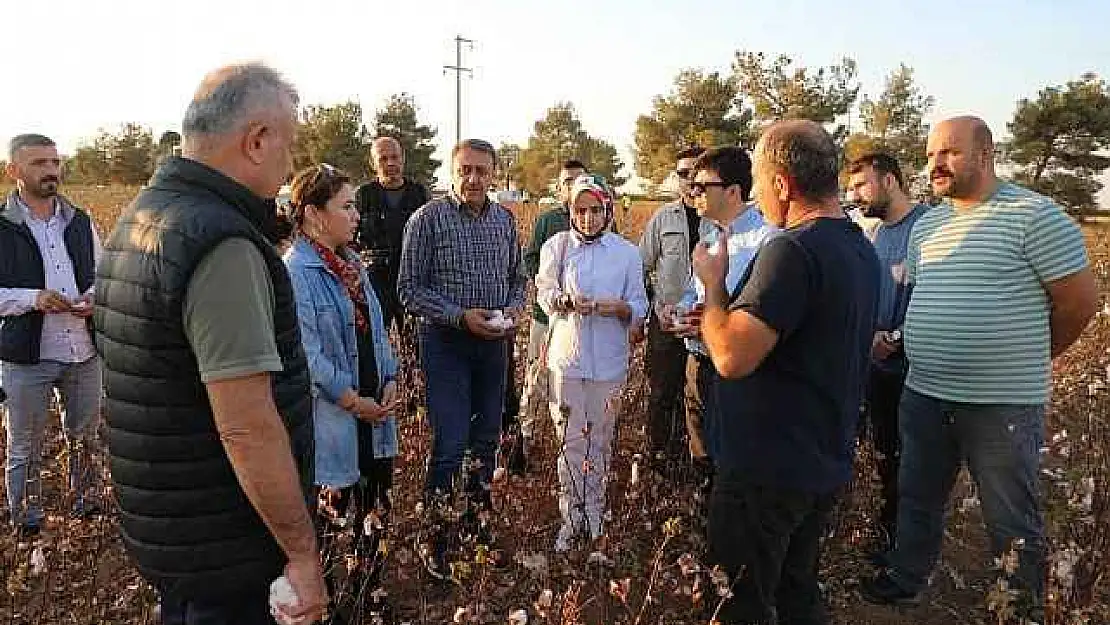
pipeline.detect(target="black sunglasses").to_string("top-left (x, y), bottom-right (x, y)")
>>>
top-left (688, 181), bottom-right (731, 196)
top-left (676, 169), bottom-right (693, 180)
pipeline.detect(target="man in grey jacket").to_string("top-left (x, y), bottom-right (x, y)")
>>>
top-left (638, 146), bottom-right (704, 468)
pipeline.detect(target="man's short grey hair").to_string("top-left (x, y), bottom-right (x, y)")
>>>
top-left (756, 120), bottom-right (840, 202)
top-left (181, 63), bottom-right (299, 139)
top-left (450, 139), bottom-right (497, 165)
top-left (8, 134), bottom-right (56, 161)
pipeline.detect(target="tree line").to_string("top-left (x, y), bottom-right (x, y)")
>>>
top-left (3, 53), bottom-right (1107, 217)
top-left (2, 94), bottom-right (442, 191)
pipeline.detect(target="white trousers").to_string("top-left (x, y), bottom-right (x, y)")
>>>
top-left (549, 374), bottom-right (622, 536)
top-left (519, 320), bottom-right (548, 438)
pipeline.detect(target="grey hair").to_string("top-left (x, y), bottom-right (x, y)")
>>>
top-left (8, 134), bottom-right (56, 161)
top-left (181, 63), bottom-right (299, 139)
top-left (756, 120), bottom-right (840, 202)
top-left (450, 139), bottom-right (497, 165)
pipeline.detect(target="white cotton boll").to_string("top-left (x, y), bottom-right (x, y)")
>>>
top-left (30, 546), bottom-right (46, 576)
top-left (508, 608), bottom-right (529, 625)
top-left (487, 310), bottom-right (514, 330)
top-left (269, 576), bottom-right (303, 625)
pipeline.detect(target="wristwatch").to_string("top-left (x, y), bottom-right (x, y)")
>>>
top-left (889, 329), bottom-right (903, 343)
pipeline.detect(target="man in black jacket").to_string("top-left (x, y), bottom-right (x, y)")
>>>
top-left (94, 63), bottom-right (325, 625)
top-left (1, 133), bottom-right (102, 537)
top-left (356, 136), bottom-right (430, 332)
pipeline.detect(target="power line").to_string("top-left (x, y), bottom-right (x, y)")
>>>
top-left (443, 35), bottom-right (474, 147)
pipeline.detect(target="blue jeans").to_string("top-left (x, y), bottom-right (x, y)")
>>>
top-left (889, 388), bottom-right (1045, 599)
top-left (2, 357), bottom-right (102, 525)
top-left (419, 325), bottom-right (508, 503)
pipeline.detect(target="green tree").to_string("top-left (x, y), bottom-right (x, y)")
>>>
top-left (106, 123), bottom-right (156, 185)
top-left (371, 94), bottom-right (441, 189)
top-left (855, 64), bottom-right (934, 176)
top-left (497, 142), bottom-right (523, 190)
top-left (732, 51), bottom-right (860, 141)
top-left (517, 102), bottom-right (625, 197)
top-left (293, 101), bottom-right (372, 181)
top-left (633, 69), bottom-right (754, 184)
top-left (66, 140), bottom-right (111, 185)
top-left (1004, 72), bottom-right (1110, 217)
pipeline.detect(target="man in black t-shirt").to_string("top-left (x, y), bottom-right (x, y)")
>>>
top-left (691, 121), bottom-right (879, 624)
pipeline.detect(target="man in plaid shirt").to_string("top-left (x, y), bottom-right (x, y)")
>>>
top-left (398, 138), bottom-right (525, 577)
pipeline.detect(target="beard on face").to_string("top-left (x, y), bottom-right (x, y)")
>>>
top-left (860, 190), bottom-right (891, 219)
top-left (30, 176), bottom-right (60, 198)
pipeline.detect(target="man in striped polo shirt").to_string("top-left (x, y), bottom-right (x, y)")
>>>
top-left (863, 117), bottom-right (1098, 613)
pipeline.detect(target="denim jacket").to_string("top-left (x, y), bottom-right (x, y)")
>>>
top-left (285, 237), bottom-right (399, 488)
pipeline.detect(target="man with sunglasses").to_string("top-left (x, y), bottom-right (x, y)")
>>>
top-left (515, 159), bottom-right (588, 473)
top-left (638, 146), bottom-right (704, 469)
top-left (669, 147), bottom-right (777, 490)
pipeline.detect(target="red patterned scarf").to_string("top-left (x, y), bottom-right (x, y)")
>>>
top-left (308, 237), bottom-right (369, 333)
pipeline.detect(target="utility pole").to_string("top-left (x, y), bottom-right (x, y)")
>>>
top-left (443, 35), bottom-right (473, 146)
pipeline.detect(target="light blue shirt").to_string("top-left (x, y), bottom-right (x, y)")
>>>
top-left (537, 231), bottom-right (649, 382)
top-left (680, 204), bottom-right (778, 355)
top-left (904, 182), bottom-right (1088, 404)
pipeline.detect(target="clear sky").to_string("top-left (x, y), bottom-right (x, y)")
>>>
top-left (3, 0), bottom-right (1108, 201)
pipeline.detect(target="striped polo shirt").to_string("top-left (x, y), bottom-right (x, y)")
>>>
top-left (903, 182), bottom-right (1088, 404)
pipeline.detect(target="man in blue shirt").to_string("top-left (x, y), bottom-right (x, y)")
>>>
top-left (668, 147), bottom-right (777, 472)
top-left (845, 152), bottom-right (928, 561)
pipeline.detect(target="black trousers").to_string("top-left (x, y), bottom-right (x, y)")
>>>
top-left (707, 476), bottom-right (836, 625)
top-left (158, 584), bottom-right (274, 625)
top-left (645, 315), bottom-right (689, 458)
top-left (367, 266), bottom-right (403, 333)
top-left (863, 365), bottom-right (906, 543)
top-left (502, 337), bottom-right (520, 430)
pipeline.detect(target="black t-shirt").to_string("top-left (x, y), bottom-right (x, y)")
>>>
top-left (685, 203), bottom-right (700, 252)
top-left (384, 187), bottom-right (404, 212)
top-left (355, 301), bottom-right (380, 400)
top-left (714, 217), bottom-right (879, 494)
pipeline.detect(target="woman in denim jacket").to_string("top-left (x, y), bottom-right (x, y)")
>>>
top-left (284, 164), bottom-right (399, 612)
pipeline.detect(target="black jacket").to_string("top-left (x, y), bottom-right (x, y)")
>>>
top-left (0, 192), bottom-right (96, 364)
top-left (94, 157), bottom-right (314, 599)
top-left (355, 178), bottom-right (428, 271)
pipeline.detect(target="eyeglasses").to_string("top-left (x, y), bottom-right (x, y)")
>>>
top-left (676, 169), bottom-right (692, 180)
top-left (688, 181), bottom-right (731, 197)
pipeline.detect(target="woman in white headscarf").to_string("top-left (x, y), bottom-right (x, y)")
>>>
top-left (535, 174), bottom-right (649, 551)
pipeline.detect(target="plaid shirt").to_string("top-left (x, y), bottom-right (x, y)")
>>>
top-left (397, 192), bottom-right (525, 327)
